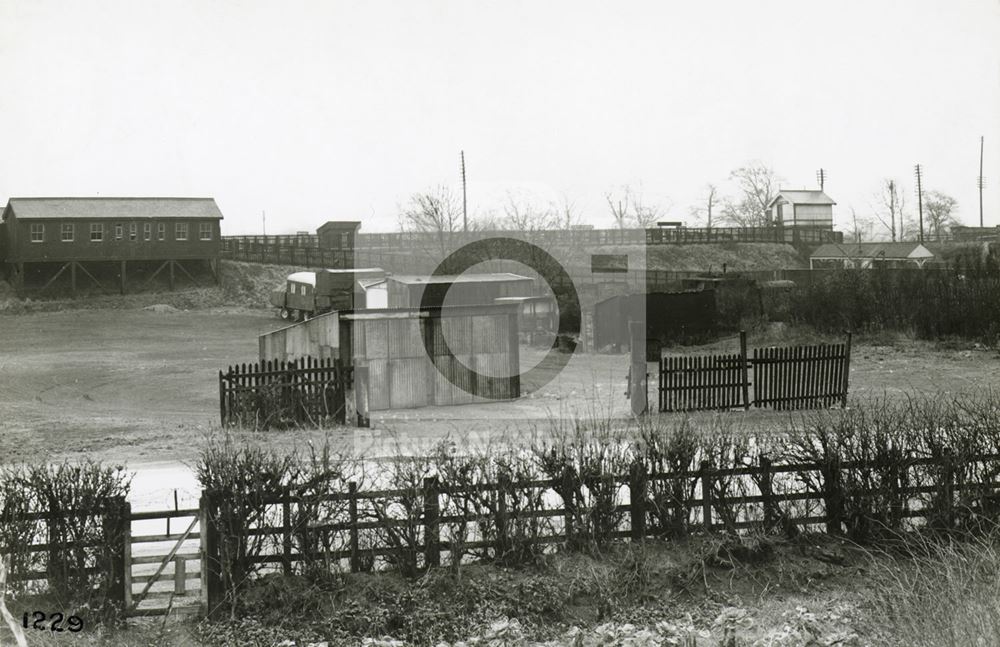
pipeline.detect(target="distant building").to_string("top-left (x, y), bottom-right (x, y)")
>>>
top-left (766, 190), bottom-right (836, 229)
top-left (950, 225), bottom-right (1000, 242)
top-left (809, 242), bottom-right (934, 269)
top-left (0, 197), bottom-right (223, 293)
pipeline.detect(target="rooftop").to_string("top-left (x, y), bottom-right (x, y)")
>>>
top-left (810, 242), bottom-right (933, 259)
top-left (3, 197), bottom-right (224, 220)
top-left (388, 273), bottom-right (532, 285)
top-left (766, 190), bottom-right (837, 208)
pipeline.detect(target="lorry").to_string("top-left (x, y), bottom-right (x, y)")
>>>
top-left (269, 268), bottom-right (385, 321)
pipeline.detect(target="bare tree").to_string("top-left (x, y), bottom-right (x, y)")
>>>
top-left (606, 187), bottom-right (631, 230)
top-left (719, 162), bottom-right (779, 227)
top-left (871, 180), bottom-right (906, 242)
top-left (398, 185), bottom-right (464, 257)
top-left (606, 184), bottom-right (670, 229)
top-left (556, 194), bottom-right (583, 230)
top-left (502, 191), bottom-right (559, 232)
top-left (923, 191), bottom-right (960, 241)
top-left (688, 184), bottom-right (719, 228)
top-left (847, 206), bottom-right (874, 243)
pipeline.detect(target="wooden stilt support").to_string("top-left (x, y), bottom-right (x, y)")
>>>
top-left (172, 260), bottom-right (199, 286)
top-left (38, 262), bottom-right (72, 296)
top-left (169, 261), bottom-right (175, 291)
top-left (74, 262), bottom-right (103, 290)
top-left (70, 262), bottom-right (77, 296)
top-left (142, 260), bottom-right (171, 289)
top-left (120, 261), bottom-right (127, 295)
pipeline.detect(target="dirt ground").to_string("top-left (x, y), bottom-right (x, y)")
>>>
top-left (1, 307), bottom-right (998, 467)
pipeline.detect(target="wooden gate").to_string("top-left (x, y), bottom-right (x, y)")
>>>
top-left (752, 336), bottom-right (852, 410)
top-left (656, 332), bottom-right (852, 412)
top-left (125, 507), bottom-right (201, 617)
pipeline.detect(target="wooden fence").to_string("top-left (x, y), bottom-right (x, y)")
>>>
top-left (752, 339), bottom-right (851, 410)
top-left (219, 357), bottom-right (351, 429)
top-left (193, 447), bottom-right (999, 614)
top-left (658, 333), bottom-right (851, 412)
top-left (6, 445), bottom-right (1000, 619)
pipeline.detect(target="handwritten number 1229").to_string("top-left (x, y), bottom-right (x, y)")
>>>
top-left (21, 611), bottom-right (84, 632)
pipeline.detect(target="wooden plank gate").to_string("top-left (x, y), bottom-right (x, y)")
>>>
top-left (219, 357), bottom-right (351, 429)
top-left (656, 332), bottom-right (852, 412)
top-left (125, 506), bottom-right (202, 618)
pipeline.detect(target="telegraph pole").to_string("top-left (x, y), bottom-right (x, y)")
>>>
top-left (978, 136), bottom-right (985, 227)
top-left (262, 210), bottom-right (266, 236)
top-left (816, 168), bottom-right (826, 191)
top-left (460, 150), bottom-right (468, 232)
top-left (914, 165), bottom-right (924, 243)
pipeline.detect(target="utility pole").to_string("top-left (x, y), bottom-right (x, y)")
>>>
top-left (816, 168), bottom-right (826, 191)
top-left (914, 165), bottom-right (924, 244)
top-left (978, 136), bottom-right (985, 227)
top-left (460, 150), bottom-right (468, 232)
top-left (262, 210), bottom-right (266, 236)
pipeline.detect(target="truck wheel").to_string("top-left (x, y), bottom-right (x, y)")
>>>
top-left (294, 309), bottom-right (305, 322)
top-left (279, 308), bottom-right (291, 320)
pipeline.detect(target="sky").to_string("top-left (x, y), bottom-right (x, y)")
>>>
top-left (1, 0), bottom-right (998, 235)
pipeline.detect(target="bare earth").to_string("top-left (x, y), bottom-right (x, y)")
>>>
top-left (1, 308), bottom-right (998, 467)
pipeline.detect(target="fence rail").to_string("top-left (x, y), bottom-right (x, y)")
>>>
top-left (219, 357), bottom-right (351, 429)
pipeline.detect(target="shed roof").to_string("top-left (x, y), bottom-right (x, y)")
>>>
top-left (388, 273), bottom-right (532, 285)
top-left (3, 197), bottom-right (224, 220)
top-left (766, 190), bottom-right (836, 209)
top-left (810, 242), bottom-right (934, 260)
top-left (285, 268), bottom-right (385, 286)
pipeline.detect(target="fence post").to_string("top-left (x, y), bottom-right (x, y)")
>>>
top-left (495, 474), bottom-right (510, 562)
top-left (739, 330), bottom-right (750, 410)
top-left (281, 493), bottom-right (292, 576)
top-left (348, 482), bottom-right (360, 572)
top-left (102, 497), bottom-right (129, 611)
top-left (629, 321), bottom-right (648, 416)
top-left (758, 456), bottom-right (777, 530)
top-left (423, 477), bottom-right (440, 569)
top-left (199, 492), bottom-right (223, 619)
top-left (174, 556), bottom-right (186, 596)
top-left (700, 461), bottom-right (714, 532)
top-left (941, 447), bottom-right (955, 530)
top-left (841, 331), bottom-right (853, 407)
top-left (561, 466), bottom-right (577, 548)
top-left (824, 458), bottom-right (844, 535)
top-left (218, 370), bottom-right (227, 426)
top-left (630, 461), bottom-right (647, 542)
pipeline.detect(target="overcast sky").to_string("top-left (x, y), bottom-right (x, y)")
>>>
top-left (1, 0), bottom-right (998, 235)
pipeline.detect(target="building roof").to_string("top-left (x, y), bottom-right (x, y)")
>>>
top-left (286, 268), bottom-right (385, 286)
top-left (766, 190), bottom-right (836, 209)
top-left (388, 273), bottom-right (533, 285)
top-left (810, 242), bottom-right (934, 260)
top-left (3, 197), bottom-right (224, 220)
top-left (358, 278), bottom-right (387, 289)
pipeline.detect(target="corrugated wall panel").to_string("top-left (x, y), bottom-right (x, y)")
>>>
top-left (367, 359), bottom-right (391, 411)
top-left (389, 357), bottom-right (428, 408)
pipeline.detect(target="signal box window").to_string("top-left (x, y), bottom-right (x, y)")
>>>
top-left (157, 222), bottom-right (165, 240)
top-left (30, 223), bottom-right (44, 243)
top-left (90, 223), bottom-right (104, 241)
top-left (143, 223), bottom-right (152, 241)
top-left (115, 224), bottom-right (124, 240)
top-left (199, 222), bottom-right (212, 240)
top-left (129, 223), bottom-right (137, 241)
top-left (175, 223), bottom-right (188, 241)
top-left (61, 223), bottom-right (74, 242)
